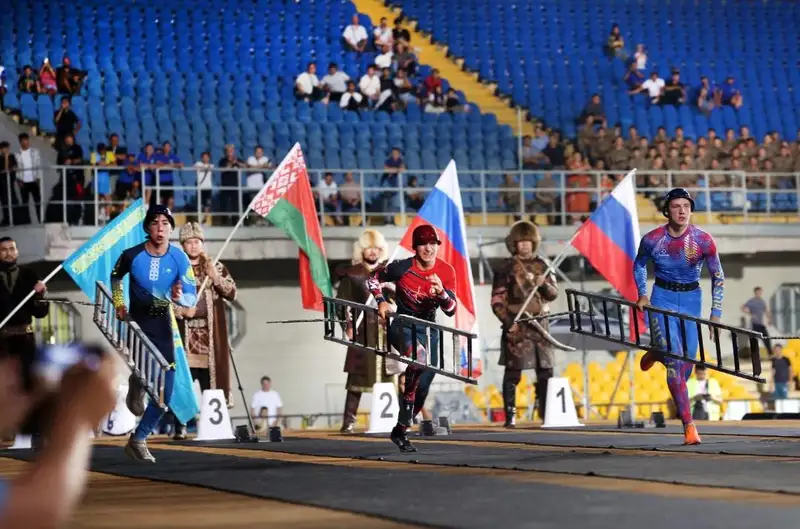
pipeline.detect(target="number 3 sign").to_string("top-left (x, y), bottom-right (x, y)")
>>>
top-left (367, 382), bottom-right (399, 434)
top-left (195, 389), bottom-right (235, 441)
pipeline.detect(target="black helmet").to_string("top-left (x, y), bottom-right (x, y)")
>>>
top-left (143, 204), bottom-right (175, 233)
top-left (661, 188), bottom-right (695, 218)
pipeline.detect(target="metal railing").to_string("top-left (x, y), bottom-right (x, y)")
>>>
top-left (93, 282), bottom-right (171, 410)
top-left (1, 165), bottom-right (799, 228)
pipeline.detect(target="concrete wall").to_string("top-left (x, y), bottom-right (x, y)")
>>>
top-left (59, 258), bottom-right (793, 419)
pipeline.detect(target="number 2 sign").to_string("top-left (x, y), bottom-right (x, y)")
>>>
top-left (367, 382), bottom-right (400, 434)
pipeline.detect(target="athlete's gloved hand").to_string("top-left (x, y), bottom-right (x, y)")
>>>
top-left (115, 305), bottom-right (127, 321)
top-left (635, 296), bottom-right (650, 311)
top-left (171, 281), bottom-right (183, 302)
top-left (377, 301), bottom-right (391, 321)
top-left (428, 274), bottom-right (444, 296)
top-left (709, 315), bottom-right (721, 342)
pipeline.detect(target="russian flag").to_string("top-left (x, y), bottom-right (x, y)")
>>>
top-left (570, 170), bottom-right (644, 338)
top-left (391, 161), bottom-right (482, 378)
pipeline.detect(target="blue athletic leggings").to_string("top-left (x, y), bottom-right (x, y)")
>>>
top-left (648, 285), bottom-right (702, 425)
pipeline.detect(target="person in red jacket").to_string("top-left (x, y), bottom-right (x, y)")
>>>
top-left (366, 224), bottom-right (456, 452)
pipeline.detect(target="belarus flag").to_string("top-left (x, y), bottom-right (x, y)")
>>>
top-left (392, 161), bottom-right (482, 378)
top-left (570, 169), bottom-right (644, 338)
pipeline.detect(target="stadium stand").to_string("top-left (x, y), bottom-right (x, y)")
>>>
top-left (1, 0), bottom-right (526, 214)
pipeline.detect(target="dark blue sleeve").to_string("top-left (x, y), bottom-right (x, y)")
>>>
top-left (366, 259), bottom-right (411, 302)
top-left (110, 247), bottom-right (134, 308)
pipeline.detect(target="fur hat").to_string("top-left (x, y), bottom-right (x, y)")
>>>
top-left (353, 229), bottom-right (389, 264)
top-left (505, 220), bottom-right (541, 254)
top-left (179, 222), bottom-right (205, 244)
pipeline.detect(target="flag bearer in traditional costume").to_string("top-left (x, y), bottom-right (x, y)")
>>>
top-left (0, 236), bottom-right (49, 439)
top-left (170, 221), bottom-right (237, 440)
top-left (111, 205), bottom-right (197, 462)
top-left (335, 229), bottom-right (403, 433)
top-left (490, 221), bottom-right (558, 427)
top-left (634, 188), bottom-right (724, 446)
top-left (367, 224), bottom-right (457, 452)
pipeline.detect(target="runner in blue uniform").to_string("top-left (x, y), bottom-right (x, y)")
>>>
top-left (111, 205), bottom-right (197, 462)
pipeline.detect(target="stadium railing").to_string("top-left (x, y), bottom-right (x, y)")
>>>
top-left (2, 166), bottom-right (799, 228)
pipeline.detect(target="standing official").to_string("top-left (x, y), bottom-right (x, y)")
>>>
top-left (491, 221), bottom-right (558, 427)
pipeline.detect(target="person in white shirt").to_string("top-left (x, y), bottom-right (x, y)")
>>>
top-left (193, 151), bottom-right (214, 223)
top-left (321, 62), bottom-right (350, 102)
top-left (295, 62), bottom-right (326, 102)
top-left (374, 44), bottom-right (394, 69)
top-left (359, 65), bottom-right (381, 106)
top-left (250, 376), bottom-right (283, 430)
top-left (373, 17), bottom-right (393, 49)
top-left (246, 146), bottom-right (271, 224)
top-left (343, 15), bottom-right (368, 52)
top-left (16, 133), bottom-right (42, 223)
top-left (315, 171), bottom-right (342, 225)
top-left (641, 72), bottom-right (665, 104)
top-left (340, 81), bottom-right (364, 112)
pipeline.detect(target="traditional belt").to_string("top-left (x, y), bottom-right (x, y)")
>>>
top-left (655, 277), bottom-right (699, 292)
top-left (187, 318), bottom-right (208, 328)
top-left (0, 324), bottom-right (33, 337)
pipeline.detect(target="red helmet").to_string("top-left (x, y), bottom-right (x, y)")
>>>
top-left (412, 224), bottom-right (441, 247)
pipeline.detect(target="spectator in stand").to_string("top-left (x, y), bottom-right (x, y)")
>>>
top-left (16, 133), bottom-right (42, 224)
top-left (393, 68), bottom-right (415, 107)
top-left (250, 376), bottom-right (283, 431)
top-left (721, 76), bottom-right (743, 109)
top-left (696, 77), bottom-right (721, 115)
top-left (17, 65), bottom-right (39, 94)
top-left (405, 175), bottom-right (425, 211)
top-left (771, 344), bottom-right (792, 400)
top-left (107, 133), bottom-right (126, 164)
top-left (154, 141), bottom-right (182, 208)
top-left (422, 69), bottom-right (442, 98)
top-left (444, 88), bottom-right (462, 113)
top-left (394, 42), bottom-right (417, 76)
top-left (340, 81), bottom-right (364, 113)
top-left (392, 17), bottom-right (411, 45)
top-left (320, 63), bottom-right (350, 103)
top-left (376, 67), bottom-right (397, 113)
top-left (136, 143), bottom-right (159, 205)
top-left (338, 171), bottom-right (362, 225)
top-left (315, 172), bottom-right (341, 225)
top-left (343, 14), bottom-right (368, 53)
top-left (605, 24), bottom-right (627, 60)
top-left (606, 136), bottom-right (630, 171)
top-left (687, 366), bottom-right (722, 421)
top-left (193, 151), bottom-right (214, 223)
top-left (359, 65), bottom-right (381, 107)
top-left (633, 44), bottom-right (647, 70)
top-left (38, 59), bottom-right (57, 95)
top-left (295, 62), bottom-right (326, 103)
top-left (55, 56), bottom-right (86, 95)
top-left (641, 71), bottom-right (665, 105)
top-left (521, 131), bottom-right (549, 169)
top-left (534, 172), bottom-right (560, 222)
top-left (375, 44), bottom-right (393, 69)
top-left (578, 94), bottom-right (607, 127)
top-left (0, 142), bottom-right (19, 226)
top-left (661, 71), bottom-right (686, 107)
top-left (114, 153), bottom-right (140, 208)
top-left (48, 134), bottom-right (84, 225)
top-left (218, 144), bottom-right (247, 225)
top-left (373, 17), bottom-right (393, 49)
top-left (379, 148), bottom-right (404, 224)
top-left (498, 173), bottom-right (521, 218)
top-left (54, 96), bottom-right (80, 151)
top-left (246, 146), bottom-right (271, 224)
top-left (623, 62), bottom-right (645, 95)
top-left (88, 143), bottom-right (112, 223)
top-left (424, 85), bottom-right (446, 114)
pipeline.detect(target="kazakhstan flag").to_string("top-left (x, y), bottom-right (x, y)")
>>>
top-left (63, 199), bottom-right (199, 423)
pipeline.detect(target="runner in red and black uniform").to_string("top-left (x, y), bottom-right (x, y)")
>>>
top-left (366, 224), bottom-right (456, 452)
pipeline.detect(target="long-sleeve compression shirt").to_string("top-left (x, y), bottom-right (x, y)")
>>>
top-left (633, 224), bottom-right (725, 318)
top-left (111, 242), bottom-right (197, 318)
top-left (366, 257), bottom-right (457, 321)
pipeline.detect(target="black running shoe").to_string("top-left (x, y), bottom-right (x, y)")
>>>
top-left (390, 426), bottom-right (418, 453)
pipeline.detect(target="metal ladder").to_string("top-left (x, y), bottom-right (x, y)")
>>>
top-left (92, 281), bottom-right (171, 410)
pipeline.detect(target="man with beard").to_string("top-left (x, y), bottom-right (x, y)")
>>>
top-left (367, 224), bottom-right (457, 452)
top-left (170, 221), bottom-right (237, 439)
top-left (490, 221), bottom-right (558, 427)
top-left (111, 205), bottom-right (197, 462)
top-left (335, 229), bottom-right (403, 433)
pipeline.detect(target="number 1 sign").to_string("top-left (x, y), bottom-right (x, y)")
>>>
top-left (542, 377), bottom-right (584, 428)
top-left (367, 382), bottom-right (400, 434)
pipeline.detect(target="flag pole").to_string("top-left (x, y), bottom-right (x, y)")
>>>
top-left (0, 263), bottom-right (64, 331)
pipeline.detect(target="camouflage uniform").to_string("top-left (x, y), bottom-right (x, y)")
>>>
top-left (491, 221), bottom-right (558, 426)
top-left (335, 229), bottom-right (402, 433)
